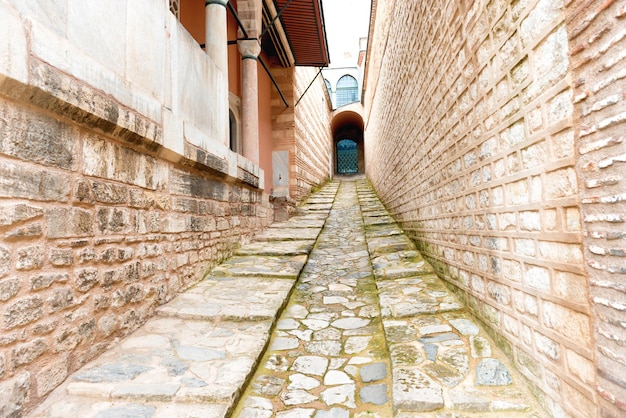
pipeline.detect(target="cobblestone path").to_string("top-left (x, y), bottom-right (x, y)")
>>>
top-left (30, 177), bottom-right (544, 417)
top-left (233, 179), bottom-right (394, 416)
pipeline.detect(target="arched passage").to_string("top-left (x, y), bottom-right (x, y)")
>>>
top-left (331, 107), bottom-right (365, 175)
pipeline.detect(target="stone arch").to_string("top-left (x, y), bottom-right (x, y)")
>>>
top-left (331, 106), bottom-right (365, 175)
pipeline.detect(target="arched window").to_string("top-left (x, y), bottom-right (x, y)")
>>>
top-left (324, 79), bottom-right (332, 96)
top-left (335, 75), bottom-right (358, 107)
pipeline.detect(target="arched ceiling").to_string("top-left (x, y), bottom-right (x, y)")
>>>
top-left (331, 109), bottom-right (364, 137)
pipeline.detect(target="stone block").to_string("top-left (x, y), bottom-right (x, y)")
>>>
top-left (49, 248), bottom-right (74, 266)
top-left (30, 273), bottom-right (68, 291)
top-left (0, 372), bottom-right (30, 418)
top-left (393, 368), bottom-right (444, 411)
top-left (82, 134), bottom-right (166, 190)
top-left (36, 357), bottom-right (68, 397)
top-left (47, 287), bottom-right (77, 313)
top-left (0, 100), bottom-right (78, 170)
top-left (46, 207), bottom-right (94, 238)
top-left (0, 160), bottom-right (71, 202)
top-left (537, 241), bottom-right (582, 264)
top-left (545, 168), bottom-right (578, 199)
top-left (0, 245), bottom-right (10, 278)
top-left (0, 2), bottom-right (28, 85)
top-left (75, 268), bottom-right (99, 292)
top-left (542, 301), bottom-right (591, 343)
top-left (0, 277), bottom-right (20, 301)
top-left (4, 295), bottom-right (44, 329)
top-left (11, 338), bottom-right (48, 368)
top-left (96, 207), bottom-right (131, 233)
top-left (91, 181), bottom-right (128, 204)
top-left (170, 169), bottom-right (229, 201)
top-left (0, 203), bottom-right (44, 226)
top-left (16, 245), bottom-right (44, 270)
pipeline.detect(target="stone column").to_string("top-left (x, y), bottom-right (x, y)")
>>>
top-left (205, 0), bottom-right (229, 147)
top-left (237, 39), bottom-right (261, 164)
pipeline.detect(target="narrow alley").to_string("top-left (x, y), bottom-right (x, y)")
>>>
top-left (30, 178), bottom-right (544, 417)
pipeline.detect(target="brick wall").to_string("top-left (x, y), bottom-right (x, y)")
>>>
top-left (364, 0), bottom-right (600, 416)
top-left (272, 66), bottom-right (332, 200)
top-left (567, 0), bottom-right (626, 416)
top-left (0, 2), bottom-right (273, 414)
top-left (294, 67), bottom-right (333, 198)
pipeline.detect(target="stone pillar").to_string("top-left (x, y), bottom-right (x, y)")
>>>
top-left (205, 0), bottom-right (229, 147)
top-left (238, 39), bottom-right (261, 164)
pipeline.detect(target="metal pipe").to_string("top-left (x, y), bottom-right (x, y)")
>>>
top-left (295, 67), bottom-right (323, 107)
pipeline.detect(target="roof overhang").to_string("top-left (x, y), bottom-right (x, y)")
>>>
top-left (273, 0), bottom-right (330, 67)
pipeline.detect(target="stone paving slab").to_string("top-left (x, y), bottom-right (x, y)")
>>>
top-left (211, 254), bottom-right (308, 279)
top-left (30, 317), bottom-right (273, 417)
top-left (29, 181), bottom-right (340, 418)
top-left (269, 217), bottom-right (326, 229)
top-left (235, 240), bottom-right (315, 256)
top-left (355, 179), bottom-right (544, 416)
top-left (371, 250), bottom-right (436, 279)
top-left (155, 277), bottom-right (295, 321)
top-left (253, 227), bottom-right (322, 242)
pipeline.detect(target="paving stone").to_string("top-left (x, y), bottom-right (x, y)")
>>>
top-left (276, 409), bottom-right (316, 418)
top-left (305, 340), bottom-right (342, 356)
top-left (360, 384), bottom-right (389, 405)
top-left (291, 356), bottom-right (329, 376)
top-left (470, 336), bottom-right (492, 358)
top-left (321, 384), bottom-right (356, 408)
top-left (236, 240), bottom-right (315, 256)
top-left (449, 318), bottom-right (480, 335)
top-left (393, 368), bottom-right (444, 412)
top-left (314, 407), bottom-right (350, 418)
top-left (476, 358), bottom-right (513, 386)
top-left (271, 337), bottom-right (300, 350)
top-left (281, 390), bottom-right (318, 406)
top-left (331, 318), bottom-right (370, 330)
top-left (94, 404), bottom-right (156, 418)
top-left (288, 374), bottom-right (321, 390)
top-left (361, 362), bottom-right (387, 382)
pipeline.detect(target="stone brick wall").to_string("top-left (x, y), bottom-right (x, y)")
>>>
top-left (294, 68), bottom-right (333, 198)
top-left (272, 66), bottom-right (332, 200)
top-left (0, 1), bottom-right (273, 414)
top-left (567, 0), bottom-right (626, 416)
top-left (364, 0), bottom-right (601, 416)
